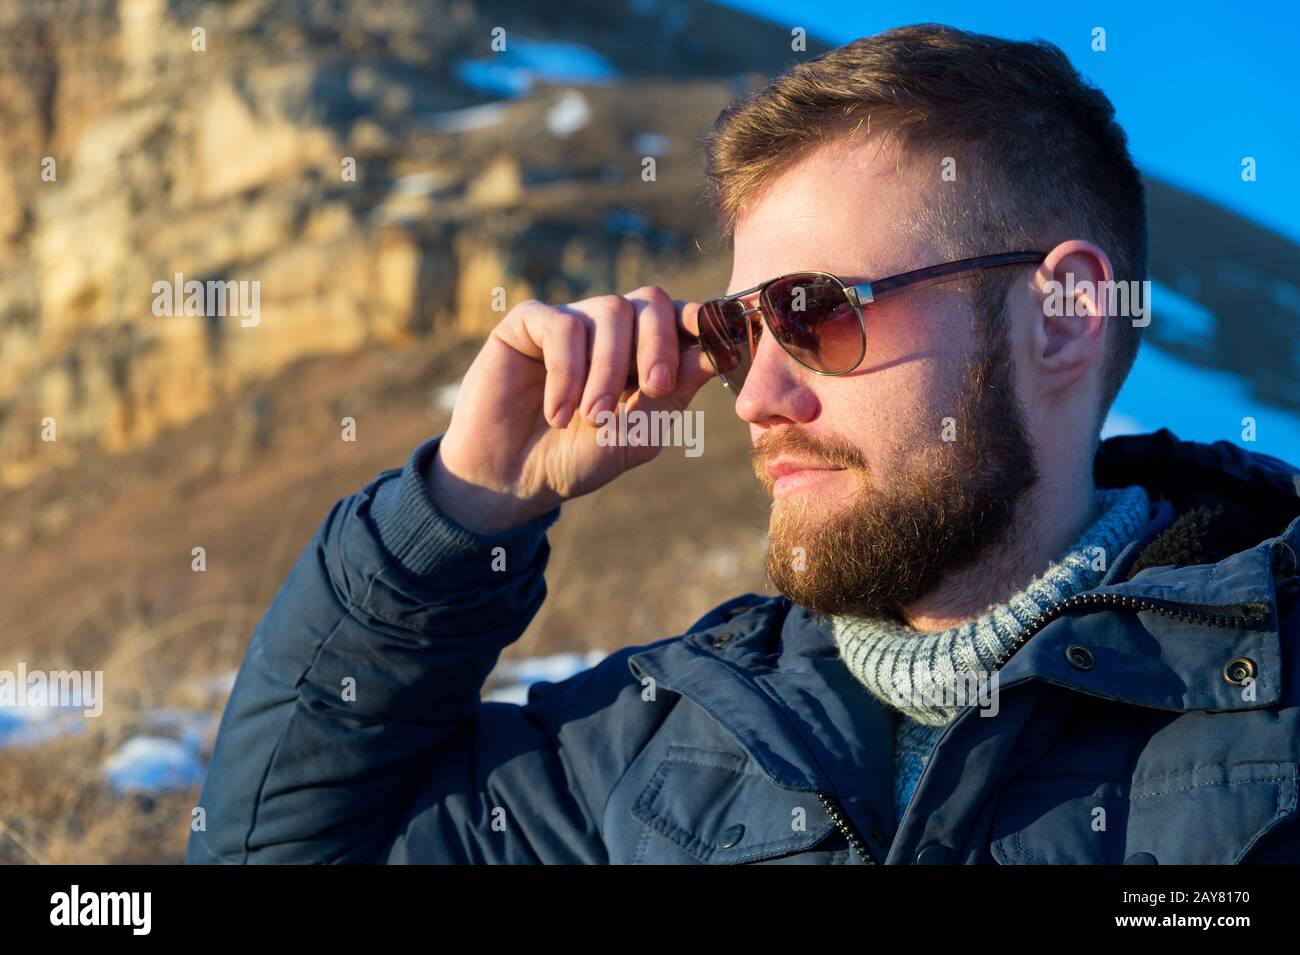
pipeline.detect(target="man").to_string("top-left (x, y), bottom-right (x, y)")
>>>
top-left (189, 24), bottom-right (1300, 864)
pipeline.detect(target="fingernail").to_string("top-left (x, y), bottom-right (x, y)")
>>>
top-left (554, 404), bottom-right (573, 427)
top-left (587, 395), bottom-right (614, 423)
top-left (650, 362), bottom-right (674, 391)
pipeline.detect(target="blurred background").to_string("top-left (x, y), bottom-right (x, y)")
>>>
top-left (0, 0), bottom-right (1295, 863)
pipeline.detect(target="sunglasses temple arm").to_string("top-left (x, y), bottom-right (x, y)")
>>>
top-left (866, 254), bottom-right (1046, 303)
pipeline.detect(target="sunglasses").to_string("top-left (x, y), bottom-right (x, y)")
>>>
top-left (697, 251), bottom-right (1047, 393)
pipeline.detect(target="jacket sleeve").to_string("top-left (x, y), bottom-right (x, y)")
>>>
top-left (185, 435), bottom-right (663, 864)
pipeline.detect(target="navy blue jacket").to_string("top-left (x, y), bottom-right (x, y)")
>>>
top-left (187, 429), bottom-right (1300, 864)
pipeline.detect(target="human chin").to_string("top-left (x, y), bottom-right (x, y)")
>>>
top-left (767, 466), bottom-right (865, 536)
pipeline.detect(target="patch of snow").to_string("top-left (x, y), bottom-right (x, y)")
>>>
top-left (455, 39), bottom-right (618, 99)
top-left (139, 707), bottom-right (213, 751)
top-left (1148, 280), bottom-right (1215, 345)
top-left (1269, 278), bottom-right (1300, 318)
top-left (547, 91), bottom-right (590, 138)
top-left (433, 380), bottom-right (461, 411)
top-left (104, 735), bottom-right (205, 793)
top-left (421, 101), bottom-right (509, 133)
top-left (392, 171), bottom-right (449, 198)
top-left (483, 684), bottom-right (531, 705)
top-left (632, 132), bottom-right (670, 156)
top-left (483, 651), bottom-right (607, 704)
top-left (0, 704), bottom-right (87, 749)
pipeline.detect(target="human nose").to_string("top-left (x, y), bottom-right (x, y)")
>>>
top-left (733, 312), bottom-right (819, 425)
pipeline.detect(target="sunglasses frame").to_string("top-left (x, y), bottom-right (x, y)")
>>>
top-left (700, 251), bottom-right (1048, 392)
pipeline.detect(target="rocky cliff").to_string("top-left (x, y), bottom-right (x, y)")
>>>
top-left (0, 0), bottom-right (827, 487)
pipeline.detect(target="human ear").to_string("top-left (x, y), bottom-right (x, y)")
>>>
top-left (1030, 240), bottom-right (1113, 393)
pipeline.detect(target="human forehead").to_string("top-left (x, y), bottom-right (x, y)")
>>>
top-left (727, 136), bottom-right (932, 295)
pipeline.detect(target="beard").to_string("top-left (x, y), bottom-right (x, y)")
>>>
top-left (755, 314), bottom-right (1039, 619)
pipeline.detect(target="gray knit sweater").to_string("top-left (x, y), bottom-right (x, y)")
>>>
top-left (830, 485), bottom-right (1152, 824)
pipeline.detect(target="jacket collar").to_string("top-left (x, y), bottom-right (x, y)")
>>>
top-left (994, 497), bottom-right (1295, 712)
top-left (627, 431), bottom-right (1300, 792)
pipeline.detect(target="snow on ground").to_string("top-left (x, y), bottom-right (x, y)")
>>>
top-left (1, 651), bottom-right (618, 793)
top-left (0, 669), bottom-right (236, 796)
top-left (420, 101), bottom-right (510, 133)
top-left (483, 651), bottom-right (608, 705)
top-left (99, 695), bottom-right (226, 794)
top-left (432, 379), bottom-right (461, 411)
top-left (0, 703), bottom-right (88, 748)
top-left (1147, 280), bottom-right (1215, 345)
top-left (455, 39), bottom-right (618, 98)
top-left (631, 132), bottom-right (670, 156)
top-left (547, 90), bottom-right (590, 137)
top-left (104, 735), bottom-right (206, 793)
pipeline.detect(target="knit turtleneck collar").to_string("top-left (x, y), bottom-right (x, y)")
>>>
top-left (831, 485), bottom-right (1152, 727)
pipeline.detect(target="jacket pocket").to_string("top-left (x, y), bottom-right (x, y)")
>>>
top-left (630, 745), bottom-right (839, 863)
top-left (990, 761), bottom-right (1300, 864)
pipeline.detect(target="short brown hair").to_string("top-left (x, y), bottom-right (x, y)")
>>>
top-left (702, 23), bottom-right (1148, 425)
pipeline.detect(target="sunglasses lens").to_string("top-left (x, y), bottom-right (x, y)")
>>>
top-left (763, 273), bottom-right (865, 375)
top-left (699, 298), bottom-right (754, 392)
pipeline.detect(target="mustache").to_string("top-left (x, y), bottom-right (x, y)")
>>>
top-left (751, 428), bottom-right (868, 487)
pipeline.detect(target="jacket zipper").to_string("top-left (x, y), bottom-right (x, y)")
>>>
top-left (990, 591), bottom-right (1270, 670)
top-left (814, 592), bottom-right (1270, 866)
top-left (817, 792), bottom-right (875, 864)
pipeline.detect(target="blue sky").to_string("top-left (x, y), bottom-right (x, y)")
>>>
top-left (721, 0), bottom-right (1300, 244)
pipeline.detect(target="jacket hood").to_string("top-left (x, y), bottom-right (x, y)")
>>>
top-left (1095, 428), bottom-right (1300, 578)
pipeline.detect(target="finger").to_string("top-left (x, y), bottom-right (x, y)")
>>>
top-left (670, 343), bottom-right (717, 405)
top-left (493, 298), bottom-right (550, 362)
top-left (579, 295), bottom-right (635, 424)
top-left (629, 286), bottom-right (679, 399)
top-left (525, 305), bottom-right (587, 428)
top-left (616, 300), bottom-right (706, 393)
top-left (675, 300), bottom-right (703, 340)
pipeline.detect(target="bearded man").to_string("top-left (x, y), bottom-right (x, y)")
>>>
top-left (190, 24), bottom-right (1300, 865)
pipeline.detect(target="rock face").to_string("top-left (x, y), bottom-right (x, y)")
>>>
top-left (0, 0), bottom-right (820, 487)
top-left (1, 1), bottom-right (1295, 490)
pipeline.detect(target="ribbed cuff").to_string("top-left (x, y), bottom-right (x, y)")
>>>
top-left (369, 435), bottom-right (561, 590)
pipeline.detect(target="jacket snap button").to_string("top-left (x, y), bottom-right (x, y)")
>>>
top-left (713, 632), bottom-right (733, 648)
top-left (1223, 657), bottom-right (1256, 686)
top-left (915, 844), bottom-right (955, 864)
top-left (1065, 645), bottom-right (1094, 670)
top-left (1124, 851), bottom-right (1158, 864)
top-left (718, 824), bottom-right (745, 848)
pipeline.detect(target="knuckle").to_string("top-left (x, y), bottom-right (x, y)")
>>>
top-left (546, 309), bottom-right (583, 336)
top-left (595, 294), bottom-right (634, 319)
top-left (633, 285), bottom-right (672, 306)
top-left (509, 297), bottom-right (545, 318)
